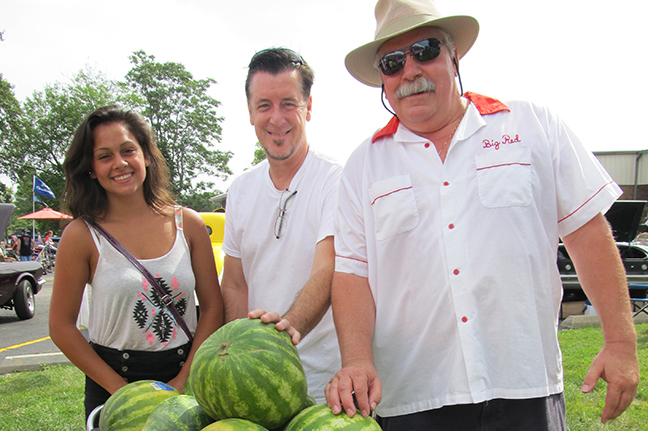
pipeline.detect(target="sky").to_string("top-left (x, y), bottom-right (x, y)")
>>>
top-left (2, 0), bottom-right (647, 192)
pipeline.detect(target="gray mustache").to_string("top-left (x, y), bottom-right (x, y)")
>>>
top-left (395, 78), bottom-right (436, 99)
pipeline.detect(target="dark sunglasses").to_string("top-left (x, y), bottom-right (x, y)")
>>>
top-left (377, 38), bottom-right (444, 76)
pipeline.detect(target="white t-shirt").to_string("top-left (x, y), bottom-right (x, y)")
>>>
top-left (334, 92), bottom-right (622, 417)
top-left (223, 150), bottom-right (342, 403)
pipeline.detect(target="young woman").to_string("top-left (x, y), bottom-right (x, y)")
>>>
top-left (49, 105), bottom-right (224, 419)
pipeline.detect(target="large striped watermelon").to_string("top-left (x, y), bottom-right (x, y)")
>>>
top-left (268, 392), bottom-right (317, 431)
top-left (184, 375), bottom-right (194, 396)
top-left (99, 380), bottom-right (180, 431)
top-left (189, 319), bottom-right (308, 429)
top-left (142, 395), bottom-right (214, 430)
top-left (284, 404), bottom-right (382, 431)
top-left (201, 418), bottom-right (269, 430)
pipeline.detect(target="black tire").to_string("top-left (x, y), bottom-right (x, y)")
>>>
top-left (14, 279), bottom-right (35, 320)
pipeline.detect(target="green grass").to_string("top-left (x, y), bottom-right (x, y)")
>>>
top-left (1, 324), bottom-right (647, 430)
top-left (559, 322), bottom-right (648, 430)
top-left (0, 364), bottom-right (85, 430)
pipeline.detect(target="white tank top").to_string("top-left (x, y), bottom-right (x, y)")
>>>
top-left (85, 208), bottom-right (197, 351)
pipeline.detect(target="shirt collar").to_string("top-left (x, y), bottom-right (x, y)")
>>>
top-left (372, 92), bottom-right (510, 143)
top-left (263, 149), bottom-right (313, 193)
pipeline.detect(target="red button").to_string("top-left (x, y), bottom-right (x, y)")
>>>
top-left (448, 224), bottom-right (455, 229)
top-left (425, 142), bottom-right (430, 148)
top-left (453, 269), bottom-right (460, 275)
top-left (462, 316), bottom-right (468, 323)
top-left (443, 181), bottom-right (450, 186)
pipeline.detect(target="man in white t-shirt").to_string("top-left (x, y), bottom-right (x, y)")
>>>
top-left (221, 48), bottom-right (342, 403)
top-left (324, 0), bottom-right (639, 429)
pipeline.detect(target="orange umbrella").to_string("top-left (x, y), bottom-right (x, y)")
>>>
top-left (18, 207), bottom-right (73, 220)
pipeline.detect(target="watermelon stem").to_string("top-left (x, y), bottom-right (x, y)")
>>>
top-left (217, 342), bottom-right (230, 356)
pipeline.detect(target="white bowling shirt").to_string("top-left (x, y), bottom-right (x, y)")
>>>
top-left (334, 92), bottom-right (621, 417)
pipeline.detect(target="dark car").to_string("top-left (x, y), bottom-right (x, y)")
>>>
top-left (559, 200), bottom-right (648, 299)
top-left (0, 203), bottom-right (46, 319)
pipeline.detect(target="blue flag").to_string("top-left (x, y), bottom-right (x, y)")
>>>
top-left (34, 177), bottom-right (56, 199)
top-left (34, 195), bottom-right (49, 206)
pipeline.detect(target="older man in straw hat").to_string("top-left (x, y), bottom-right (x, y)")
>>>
top-left (325, 0), bottom-right (639, 429)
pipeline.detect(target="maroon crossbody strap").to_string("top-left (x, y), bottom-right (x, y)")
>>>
top-left (84, 217), bottom-right (194, 343)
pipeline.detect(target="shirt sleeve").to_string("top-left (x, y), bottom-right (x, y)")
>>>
top-left (222, 180), bottom-right (242, 259)
top-left (334, 146), bottom-right (370, 278)
top-left (316, 164), bottom-right (343, 243)
top-left (551, 109), bottom-right (622, 238)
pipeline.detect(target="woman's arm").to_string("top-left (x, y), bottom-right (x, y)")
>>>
top-left (167, 208), bottom-right (224, 392)
top-left (49, 219), bottom-right (128, 395)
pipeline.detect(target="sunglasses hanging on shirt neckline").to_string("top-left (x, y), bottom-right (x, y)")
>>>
top-left (274, 189), bottom-right (298, 239)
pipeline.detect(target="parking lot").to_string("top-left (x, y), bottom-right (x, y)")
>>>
top-left (0, 271), bottom-right (75, 374)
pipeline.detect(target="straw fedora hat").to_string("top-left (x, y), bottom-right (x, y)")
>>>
top-left (345, 0), bottom-right (479, 87)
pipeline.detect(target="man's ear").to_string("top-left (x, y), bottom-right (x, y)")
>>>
top-left (306, 96), bottom-right (312, 121)
top-left (453, 47), bottom-right (460, 76)
top-left (249, 105), bottom-right (255, 125)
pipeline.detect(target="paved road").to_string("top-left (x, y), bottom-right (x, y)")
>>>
top-left (0, 271), bottom-right (74, 374)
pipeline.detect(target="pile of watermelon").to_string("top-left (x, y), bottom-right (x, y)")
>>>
top-left (98, 318), bottom-right (380, 430)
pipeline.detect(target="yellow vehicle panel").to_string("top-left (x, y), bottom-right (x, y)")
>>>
top-left (199, 212), bottom-right (226, 278)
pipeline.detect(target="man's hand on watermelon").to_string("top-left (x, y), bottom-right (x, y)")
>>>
top-left (249, 309), bottom-right (302, 345)
top-left (247, 237), bottom-right (335, 347)
top-left (325, 360), bottom-right (381, 418)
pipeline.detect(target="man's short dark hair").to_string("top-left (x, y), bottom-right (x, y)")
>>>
top-left (245, 48), bottom-right (314, 102)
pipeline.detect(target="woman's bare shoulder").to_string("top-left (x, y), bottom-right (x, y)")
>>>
top-left (181, 207), bottom-right (204, 226)
top-left (58, 218), bottom-right (94, 247)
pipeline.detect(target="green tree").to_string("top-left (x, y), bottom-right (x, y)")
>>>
top-left (179, 190), bottom-right (225, 212)
top-left (0, 74), bottom-right (25, 164)
top-left (0, 181), bottom-right (12, 203)
top-left (124, 50), bottom-right (232, 205)
top-left (252, 142), bottom-right (266, 165)
top-left (0, 68), bottom-right (124, 207)
top-left (9, 168), bottom-right (66, 235)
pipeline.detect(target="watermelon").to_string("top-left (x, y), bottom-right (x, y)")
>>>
top-left (184, 377), bottom-right (194, 397)
top-left (99, 380), bottom-right (180, 431)
top-left (201, 418), bottom-right (269, 430)
top-left (189, 319), bottom-right (309, 429)
top-left (142, 395), bottom-right (214, 430)
top-left (284, 404), bottom-right (382, 431)
top-left (267, 394), bottom-right (315, 431)
top-left (304, 393), bottom-right (316, 409)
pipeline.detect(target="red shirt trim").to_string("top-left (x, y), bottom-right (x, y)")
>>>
top-left (476, 162), bottom-right (531, 171)
top-left (372, 92), bottom-right (510, 143)
top-left (371, 186), bottom-right (413, 205)
top-left (372, 116), bottom-right (401, 143)
top-left (336, 255), bottom-right (368, 264)
top-left (558, 180), bottom-right (616, 224)
top-left (463, 92), bottom-right (510, 115)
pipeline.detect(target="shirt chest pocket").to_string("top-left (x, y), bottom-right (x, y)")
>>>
top-left (475, 148), bottom-right (532, 208)
top-left (369, 175), bottom-right (420, 240)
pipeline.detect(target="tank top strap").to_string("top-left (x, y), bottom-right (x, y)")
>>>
top-left (83, 220), bottom-right (103, 250)
top-left (174, 205), bottom-right (183, 230)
